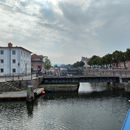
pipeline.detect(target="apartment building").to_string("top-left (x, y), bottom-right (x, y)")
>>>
top-left (0, 43), bottom-right (31, 76)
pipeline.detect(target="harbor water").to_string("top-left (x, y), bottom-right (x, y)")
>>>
top-left (0, 83), bottom-right (130, 130)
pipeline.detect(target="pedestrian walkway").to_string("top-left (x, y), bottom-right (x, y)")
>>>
top-left (0, 74), bottom-right (43, 82)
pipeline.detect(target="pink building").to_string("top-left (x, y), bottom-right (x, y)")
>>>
top-left (31, 54), bottom-right (44, 73)
top-left (115, 61), bottom-right (130, 70)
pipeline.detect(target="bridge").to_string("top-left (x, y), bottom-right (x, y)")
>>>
top-left (42, 76), bottom-right (130, 84)
top-left (40, 70), bottom-right (130, 92)
top-left (42, 69), bottom-right (130, 84)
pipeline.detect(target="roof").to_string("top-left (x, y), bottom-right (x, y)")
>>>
top-left (31, 54), bottom-right (44, 62)
top-left (31, 54), bottom-right (44, 59)
top-left (0, 46), bottom-right (32, 53)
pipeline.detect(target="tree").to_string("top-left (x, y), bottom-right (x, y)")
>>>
top-left (88, 55), bottom-right (102, 68)
top-left (73, 61), bottom-right (85, 68)
top-left (112, 50), bottom-right (121, 67)
top-left (111, 50), bottom-right (126, 68)
top-left (44, 57), bottom-right (51, 70)
top-left (126, 49), bottom-right (130, 61)
top-left (119, 51), bottom-right (127, 69)
top-left (54, 64), bottom-right (58, 68)
top-left (102, 54), bottom-right (112, 68)
top-left (87, 49), bottom-right (129, 69)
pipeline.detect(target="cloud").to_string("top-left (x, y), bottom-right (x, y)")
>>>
top-left (0, 0), bottom-right (130, 64)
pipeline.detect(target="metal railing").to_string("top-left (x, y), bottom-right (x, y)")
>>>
top-left (85, 69), bottom-right (130, 78)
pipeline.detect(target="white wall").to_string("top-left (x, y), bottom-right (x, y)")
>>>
top-left (0, 47), bottom-right (31, 76)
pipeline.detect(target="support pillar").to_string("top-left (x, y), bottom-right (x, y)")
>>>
top-left (27, 80), bottom-right (34, 102)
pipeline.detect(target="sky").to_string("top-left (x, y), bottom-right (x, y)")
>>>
top-left (0, 0), bottom-right (130, 64)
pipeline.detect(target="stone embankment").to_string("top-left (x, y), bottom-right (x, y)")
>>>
top-left (0, 76), bottom-right (44, 101)
top-left (0, 77), bottom-right (43, 93)
top-left (0, 81), bottom-right (26, 93)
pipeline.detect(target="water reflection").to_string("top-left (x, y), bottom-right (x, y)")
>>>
top-left (43, 92), bottom-right (78, 100)
top-left (26, 102), bottom-right (34, 117)
top-left (79, 82), bottom-right (106, 93)
top-left (0, 83), bottom-right (130, 130)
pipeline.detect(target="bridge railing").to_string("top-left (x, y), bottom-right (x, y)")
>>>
top-left (85, 69), bottom-right (130, 78)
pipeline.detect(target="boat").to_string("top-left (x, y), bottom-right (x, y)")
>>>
top-left (122, 109), bottom-right (130, 130)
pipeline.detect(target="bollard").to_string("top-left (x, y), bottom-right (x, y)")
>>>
top-left (26, 80), bottom-right (34, 102)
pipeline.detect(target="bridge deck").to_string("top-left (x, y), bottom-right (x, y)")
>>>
top-left (42, 76), bottom-right (121, 84)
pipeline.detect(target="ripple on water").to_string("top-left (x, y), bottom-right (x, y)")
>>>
top-left (0, 88), bottom-right (129, 130)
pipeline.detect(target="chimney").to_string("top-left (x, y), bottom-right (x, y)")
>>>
top-left (8, 42), bottom-right (13, 47)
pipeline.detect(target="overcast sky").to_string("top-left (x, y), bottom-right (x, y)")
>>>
top-left (0, 0), bottom-right (130, 64)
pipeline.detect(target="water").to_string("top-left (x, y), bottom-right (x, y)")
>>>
top-left (0, 83), bottom-right (130, 130)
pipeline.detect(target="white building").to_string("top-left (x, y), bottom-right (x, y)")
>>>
top-left (0, 43), bottom-right (31, 76)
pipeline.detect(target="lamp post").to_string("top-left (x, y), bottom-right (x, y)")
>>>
top-left (18, 62), bottom-right (20, 79)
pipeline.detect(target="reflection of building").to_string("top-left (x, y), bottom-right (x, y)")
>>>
top-left (31, 54), bottom-right (44, 73)
top-left (0, 43), bottom-right (31, 76)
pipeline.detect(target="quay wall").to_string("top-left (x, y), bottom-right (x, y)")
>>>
top-left (0, 77), bottom-right (43, 92)
top-left (39, 83), bottom-right (79, 92)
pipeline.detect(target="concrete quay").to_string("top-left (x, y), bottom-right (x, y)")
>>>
top-left (0, 75), bottom-right (44, 101)
top-left (0, 75), bottom-right (43, 92)
top-left (0, 88), bottom-right (45, 101)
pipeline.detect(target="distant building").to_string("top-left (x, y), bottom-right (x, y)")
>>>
top-left (46, 67), bottom-right (60, 76)
top-left (60, 67), bottom-right (68, 76)
top-left (67, 68), bottom-right (83, 76)
top-left (0, 43), bottom-right (31, 76)
top-left (31, 54), bottom-right (44, 73)
top-left (81, 57), bottom-right (90, 68)
top-left (114, 61), bottom-right (130, 70)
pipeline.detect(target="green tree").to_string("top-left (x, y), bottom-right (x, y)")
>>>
top-left (44, 57), bottom-right (51, 70)
top-left (112, 50), bottom-right (121, 67)
top-left (119, 51), bottom-right (127, 69)
top-left (73, 61), bottom-right (85, 68)
top-left (54, 64), bottom-right (58, 68)
top-left (88, 55), bottom-right (102, 68)
top-left (111, 50), bottom-right (126, 68)
top-left (102, 54), bottom-right (112, 68)
top-left (87, 49), bottom-right (129, 69)
top-left (126, 49), bottom-right (130, 61)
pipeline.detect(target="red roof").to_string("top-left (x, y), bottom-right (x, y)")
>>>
top-left (0, 43), bottom-right (32, 53)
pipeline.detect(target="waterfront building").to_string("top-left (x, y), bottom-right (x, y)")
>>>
top-left (116, 61), bottom-right (130, 70)
top-left (31, 54), bottom-right (45, 74)
top-left (0, 43), bottom-right (31, 76)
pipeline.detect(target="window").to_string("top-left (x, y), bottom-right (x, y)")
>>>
top-left (12, 68), bottom-right (16, 73)
top-left (0, 50), bottom-right (4, 55)
top-left (0, 59), bottom-right (4, 63)
top-left (12, 50), bottom-right (16, 55)
top-left (12, 59), bottom-right (16, 63)
top-left (0, 68), bottom-right (4, 73)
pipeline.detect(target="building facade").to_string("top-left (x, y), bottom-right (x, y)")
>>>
top-left (31, 54), bottom-right (44, 73)
top-left (0, 43), bottom-right (31, 76)
top-left (115, 61), bottom-right (130, 70)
